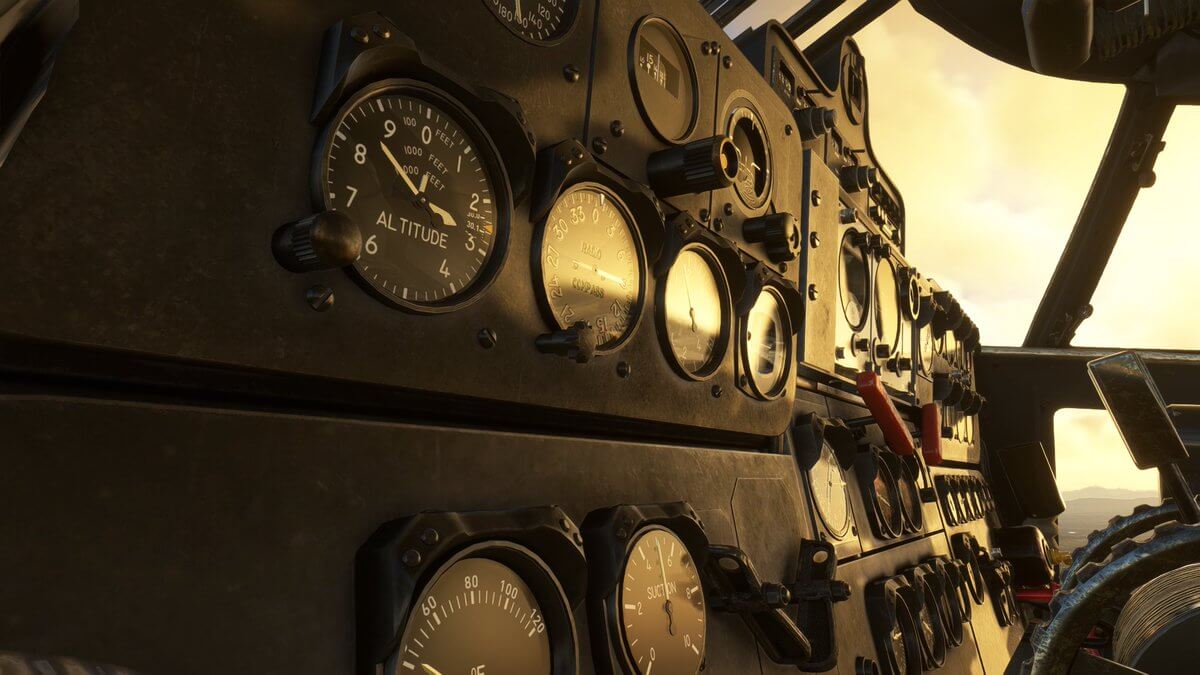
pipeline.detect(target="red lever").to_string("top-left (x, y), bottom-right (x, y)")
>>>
top-left (855, 371), bottom-right (916, 457)
top-left (921, 403), bottom-right (943, 466)
top-left (1016, 583), bottom-right (1060, 605)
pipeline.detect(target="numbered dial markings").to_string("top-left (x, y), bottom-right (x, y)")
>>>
top-left (322, 86), bottom-right (503, 310)
top-left (619, 528), bottom-right (706, 675)
top-left (392, 557), bottom-right (552, 675)
top-left (483, 0), bottom-right (577, 44)
top-left (539, 184), bottom-right (643, 348)
top-left (663, 247), bottom-right (727, 377)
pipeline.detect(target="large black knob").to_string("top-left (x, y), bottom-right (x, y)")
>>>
top-left (273, 211), bottom-right (362, 273)
top-left (838, 164), bottom-right (877, 192)
top-left (647, 135), bottom-right (739, 197)
top-left (793, 106), bottom-right (836, 140)
top-left (934, 373), bottom-right (965, 406)
top-left (742, 212), bottom-right (801, 263)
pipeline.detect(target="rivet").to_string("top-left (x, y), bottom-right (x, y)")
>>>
top-left (723, 203), bottom-right (734, 216)
top-left (711, 384), bottom-right (723, 398)
top-left (420, 528), bottom-right (439, 546)
top-left (477, 328), bottom-right (498, 349)
top-left (563, 65), bottom-right (581, 83)
top-left (350, 27), bottom-right (369, 44)
top-left (809, 284), bottom-right (820, 301)
top-left (610, 120), bottom-right (625, 137)
top-left (592, 137), bottom-right (608, 155)
top-left (698, 208), bottom-right (710, 222)
top-left (306, 285), bottom-right (335, 312)
top-left (401, 550), bottom-right (421, 567)
top-left (616, 361), bottom-right (632, 379)
top-left (811, 190), bottom-right (822, 207)
top-left (559, 518), bottom-right (572, 532)
top-left (785, 124), bottom-right (793, 135)
top-left (722, 55), bottom-right (733, 69)
top-left (810, 232), bottom-right (821, 248)
top-left (372, 24), bottom-right (391, 40)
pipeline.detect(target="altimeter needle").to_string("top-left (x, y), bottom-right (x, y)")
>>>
top-left (379, 143), bottom-right (458, 228)
top-left (380, 141), bottom-right (422, 197)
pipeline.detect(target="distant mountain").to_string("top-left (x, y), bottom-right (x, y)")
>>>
top-left (1061, 486), bottom-right (1159, 502)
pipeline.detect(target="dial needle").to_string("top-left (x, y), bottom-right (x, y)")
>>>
top-left (515, 0), bottom-right (522, 21)
top-left (657, 541), bottom-right (675, 636)
top-left (380, 141), bottom-right (421, 197)
top-left (681, 257), bottom-right (697, 332)
top-left (420, 665), bottom-right (443, 675)
top-left (571, 258), bottom-right (625, 287)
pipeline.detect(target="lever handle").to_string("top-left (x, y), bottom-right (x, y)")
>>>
top-left (704, 545), bottom-right (813, 665)
top-left (855, 371), bottom-right (916, 457)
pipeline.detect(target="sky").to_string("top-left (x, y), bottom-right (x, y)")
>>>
top-left (728, 2), bottom-right (1199, 492)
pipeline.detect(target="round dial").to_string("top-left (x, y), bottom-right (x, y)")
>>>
top-left (810, 440), bottom-right (852, 539)
top-left (538, 184), bottom-right (644, 349)
top-left (661, 246), bottom-right (728, 377)
top-left (891, 594), bottom-right (918, 675)
top-left (618, 528), bottom-right (706, 675)
top-left (895, 459), bottom-right (923, 532)
top-left (390, 556), bottom-right (553, 674)
top-left (482, 0), bottom-right (578, 44)
top-left (890, 622), bottom-right (910, 674)
top-left (742, 287), bottom-right (791, 399)
top-left (631, 18), bottom-right (698, 143)
top-left (839, 231), bottom-right (869, 330)
top-left (319, 82), bottom-right (506, 312)
top-left (872, 454), bottom-right (903, 536)
top-left (915, 579), bottom-right (947, 666)
top-left (874, 258), bottom-right (900, 358)
top-left (726, 105), bottom-right (771, 209)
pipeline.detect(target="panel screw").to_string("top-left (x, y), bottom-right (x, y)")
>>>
top-left (780, 262), bottom-right (788, 273)
top-left (702, 42), bottom-right (712, 55)
top-left (711, 217), bottom-right (723, 230)
top-left (617, 361), bottom-right (632, 378)
top-left (573, 532), bottom-right (583, 545)
top-left (699, 208), bottom-right (710, 221)
top-left (810, 190), bottom-right (822, 207)
top-left (306, 285), bottom-right (335, 312)
top-left (559, 518), bottom-right (572, 532)
top-left (711, 384), bottom-right (723, 398)
top-left (592, 137), bottom-right (608, 155)
top-left (477, 327), bottom-right (498, 349)
top-left (785, 124), bottom-right (793, 136)
top-left (372, 24), bottom-right (391, 39)
top-left (810, 232), bottom-right (821, 248)
top-left (420, 528), bottom-right (439, 546)
top-left (610, 120), bottom-right (625, 137)
top-left (723, 202), bottom-right (734, 216)
top-left (722, 55), bottom-right (733, 69)
top-left (808, 284), bottom-right (820, 301)
top-left (563, 65), bottom-right (581, 83)
top-left (616, 528), bottom-right (628, 540)
top-left (711, 42), bottom-right (721, 56)
top-left (571, 146), bottom-right (585, 160)
top-left (402, 550), bottom-right (421, 567)
top-left (350, 27), bottom-right (369, 44)
top-left (739, 374), bottom-right (749, 387)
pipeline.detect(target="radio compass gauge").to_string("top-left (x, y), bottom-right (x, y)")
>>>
top-left (317, 81), bottom-right (508, 313)
top-left (726, 104), bottom-right (771, 209)
top-left (482, 0), bottom-right (579, 45)
top-left (810, 440), bottom-right (852, 539)
top-left (740, 287), bottom-right (792, 399)
top-left (659, 245), bottom-right (729, 378)
top-left (536, 183), bottom-right (646, 350)
top-left (619, 527), bottom-right (706, 675)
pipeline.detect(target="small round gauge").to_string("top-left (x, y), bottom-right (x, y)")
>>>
top-left (318, 81), bottom-right (508, 313)
top-left (536, 183), bottom-right (645, 350)
top-left (388, 553), bottom-right (564, 674)
top-left (931, 566), bottom-right (964, 647)
top-left (630, 17), bottom-right (698, 143)
top-left (839, 231), bottom-right (870, 331)
top-left (894, 457), bottom-right (923, 533)
top-left (914, 578), bottom-right (947, 668)
top-left (619, 527), bottom-right (706, 675)
top-left (741, 287), bottom-right (792, 399)
top-left (870, 452), bottom-right (903, 537)
top-left (890, 593), bottom-right (920, 675)
top-left (918, 324), bottom-right (935, 375)
top-left (659, 245), bottom-right (729, 378)
top-left (726, 104), bottom-right (771, 209)
top-left (481, 0), bottom-right (579, 45)
top-left (809, 440), bottom-right (852, 539)
top-left (874, 258), bottom-right (901, 358)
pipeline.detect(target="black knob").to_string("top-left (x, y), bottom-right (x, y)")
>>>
top-left (743, 212), bottom-right (801, 263)
top-left (875, 343), bottom-right (891, 359)
top-left (839, 165), bottom-right (877, 192)
top-left (934, 373), bottom-right (965, 405)
top-left (793, 106), bottom-right (837, 140)
top-left (273, 211), bottom-right (362, 273)
top-left (962, 324), bottom-right (982, 351)
top-left (535, 321), bottom-right (597, 364)
top-left (853, 336), bottom-right (870, 353)
top-left (889, 356), bottom-right (912, 373)
top-left (963, 392), bottom-right (986, 415)
top-left (932, 292), bottom-right (964, 333)
top-left (954, 315), bottom-right (974, 340)
top-left (647, 135), bottom-right (739, 197)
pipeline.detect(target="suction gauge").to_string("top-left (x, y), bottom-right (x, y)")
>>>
top-left (536, 183), bottom-right (646, 350)
top-left (482, 0), bottom-right (579, 44)
top-left (726, 104), bottom-right (771, 209)
top-left (630, 17), bottom-right (698, 143)
top-left (618, 528), bottom-right (707, 674)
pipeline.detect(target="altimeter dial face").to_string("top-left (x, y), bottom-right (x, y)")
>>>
top-left (618, 528), bottom-right (706, 675)
top-left (538, 183), bottom-right (644, 349)
top-left (320, 82), bottom-right (506, 312)
top-left (390, 557), bottom-right (552, 675)
top-left (662, 246), bottom-right (728, 377)
top-left (810, 440), bottom-right (852, 538)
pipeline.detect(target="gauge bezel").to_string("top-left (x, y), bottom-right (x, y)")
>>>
top-left (655, 243), bottom-right (732, 381)
top-left (928, 560), bottom-right (966, 647)
top-left (724, 98), bottom-right (772, 211)
top-left (480, 0), bottom-right (581, 46)
top-left (532, 181), bottom-right (649, 353)
top-left (856, 445), bottom-right (904, 540)
top-left (903, 566), bottom-right (948, 670)
top-left (628, 15), bottom-right (700, 145)
top-left (891, 454), bottom-right (924, 534)
top-left (873, 256), bottom-right (902, 360)
top-left (866, 576), bottom-right (922, 675)
top-left (950, 532), bottom-right (987, 606)
top-left (737, 284), bottom-right (794, 400)
top-left (313, 78), bottom-right (513, 315)
top-left (581, 503), bottom-right (709, 675)
top-left (838, 228), bottom-right (872, 333)
top-left (383, 541), bottom-right (577, 675)
top-left (809, 439), bottom-right (854, 540)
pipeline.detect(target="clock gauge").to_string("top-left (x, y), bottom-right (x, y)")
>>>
top-left (536, 183), bottom-right (646, 350)
top-left (317, 80), bottom-right (509, 313)
top-left (618, 527), bottom-right (707, 675)
top-left (740, 287), bottom-right (792, 399)
top-left (659, 245), bottom-right (729, 379)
